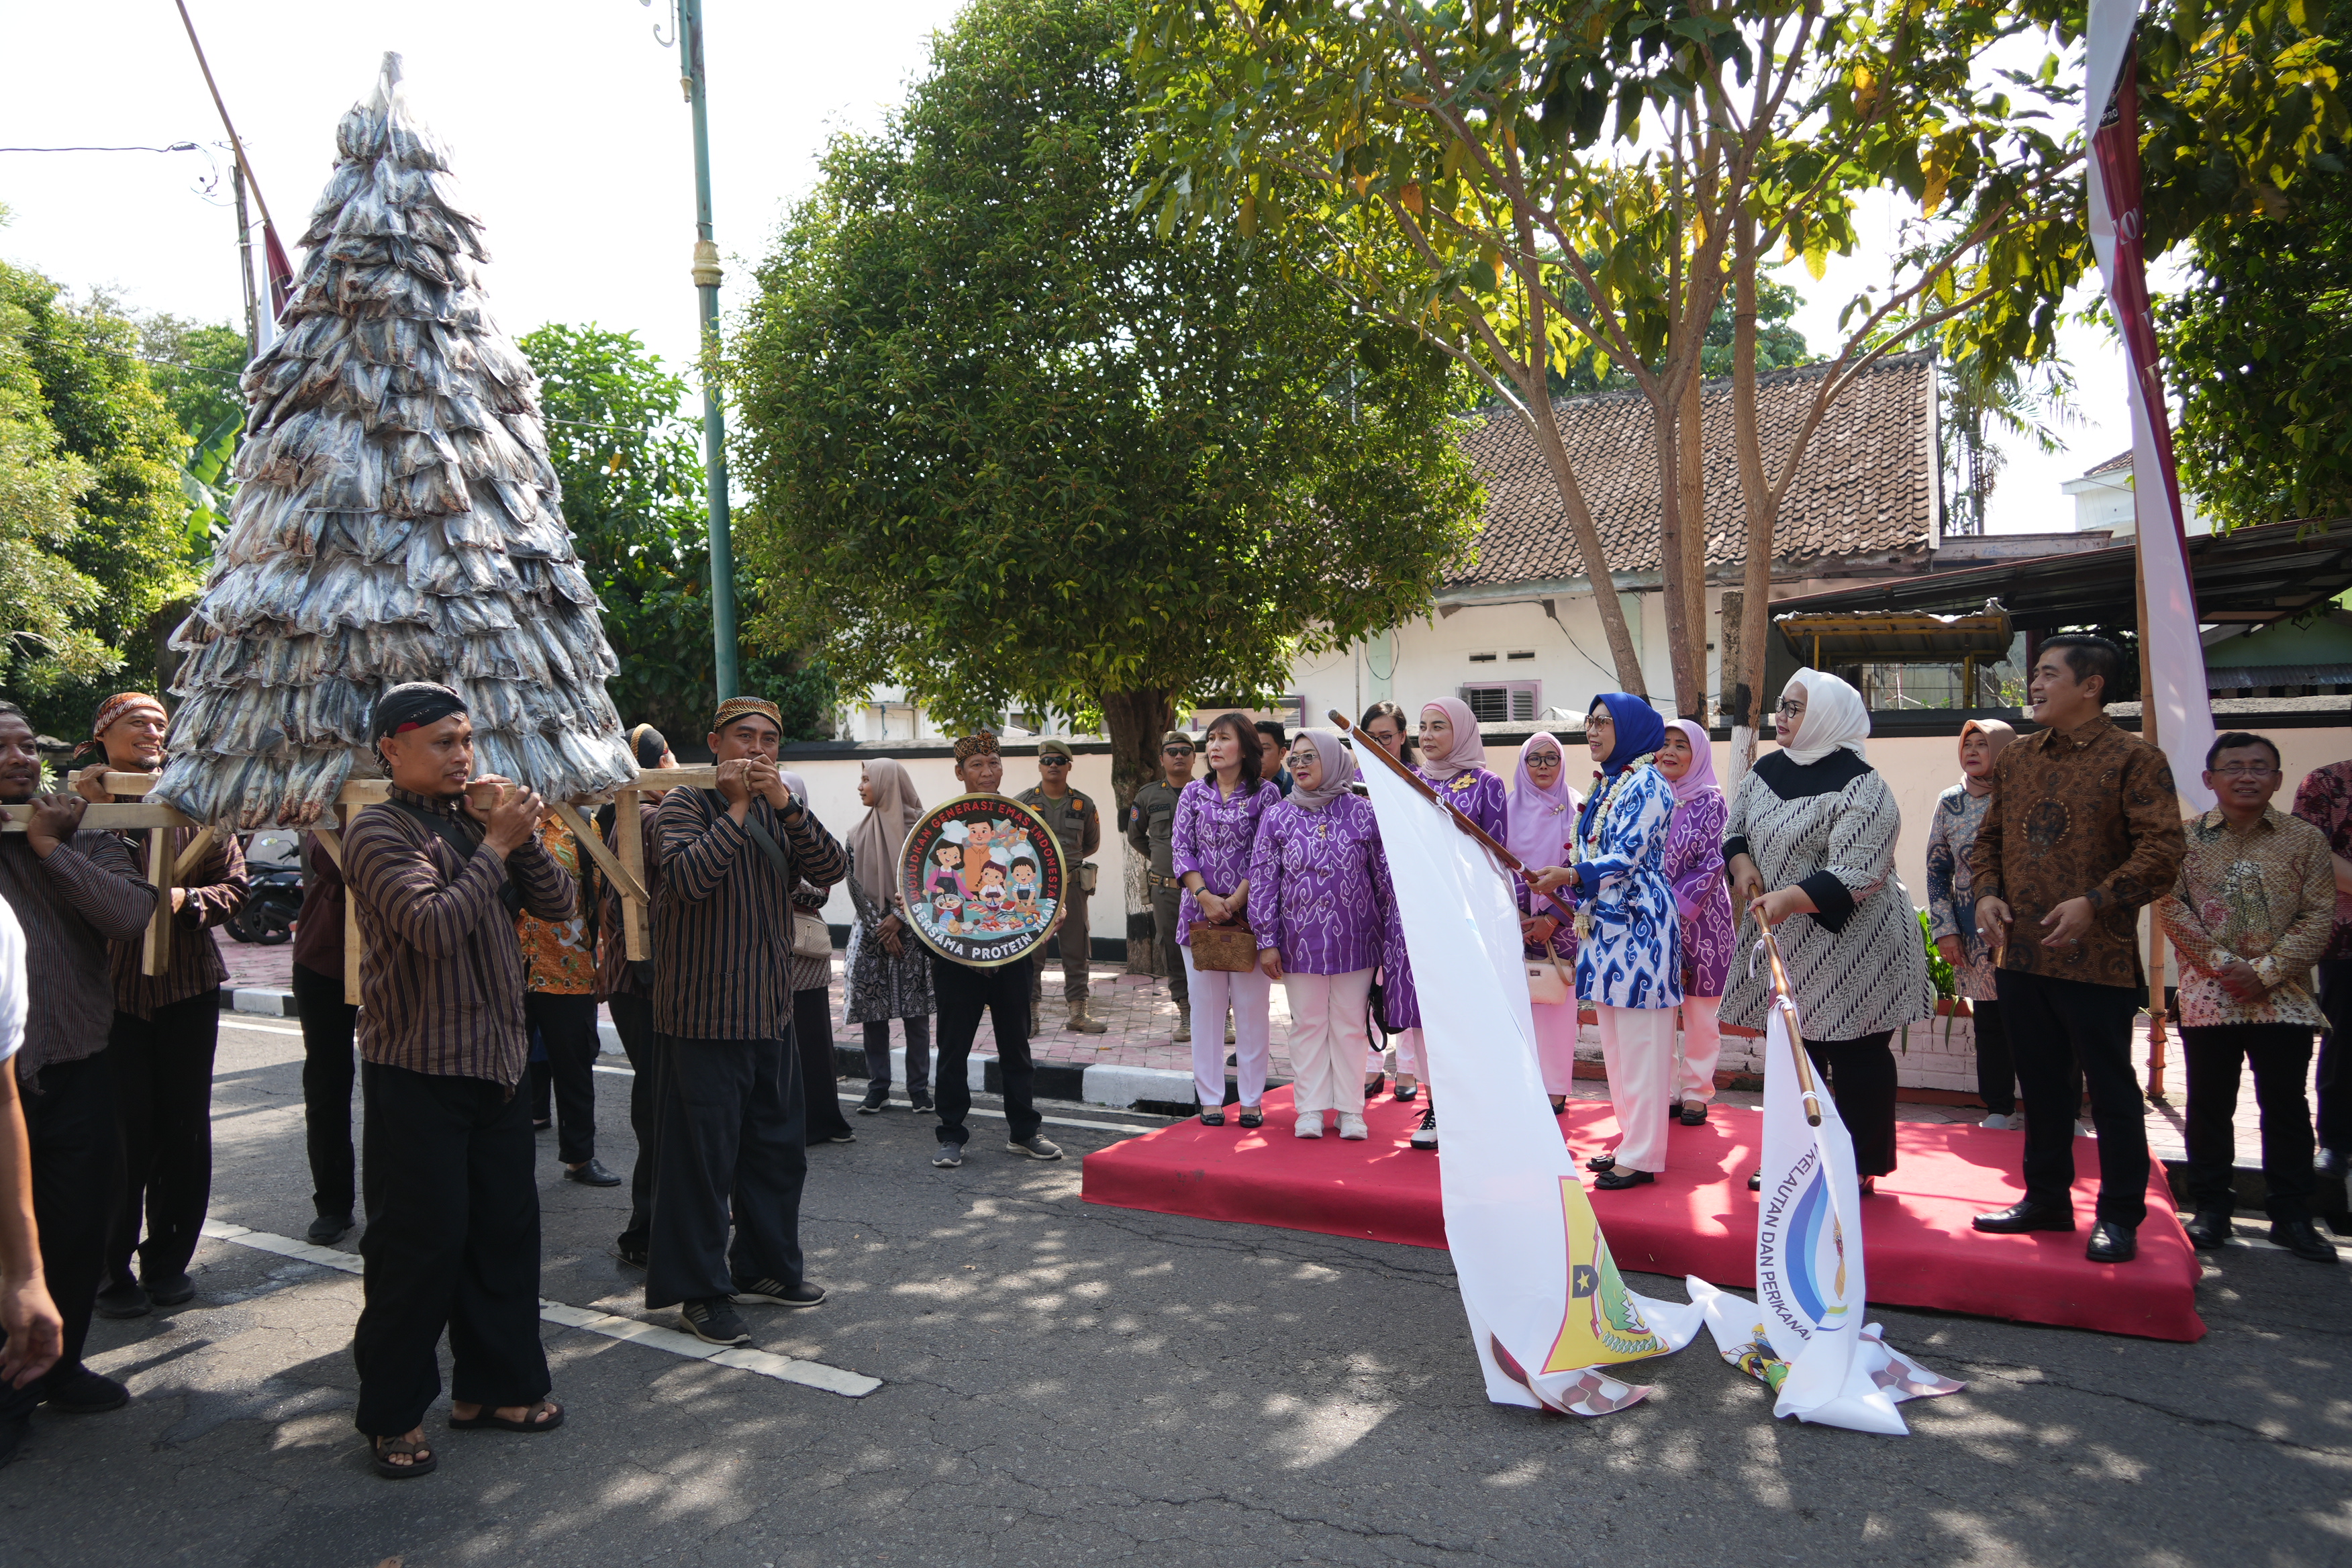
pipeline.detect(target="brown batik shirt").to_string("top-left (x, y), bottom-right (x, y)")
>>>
top-left (1967, 712), bottom-right (2188, 989)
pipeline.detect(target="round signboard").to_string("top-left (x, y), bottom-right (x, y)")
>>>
top-left (897, 793), bottom-right (1067, 968)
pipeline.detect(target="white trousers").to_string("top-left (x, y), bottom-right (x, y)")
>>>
top-left (1391, 1026), bottom-right (1427, 1081)
top-left (1184, 949), bottom-right (1273, 1110)
top-left (1678, 994), bottom-right (1722, 1104)
top-left (1530, 1000), bottom-right (1579, 1095)
top-left (1283, 969), bottom-right (1373, 1117)
top-left (1595, 1005), bottom-right (1677, 1174)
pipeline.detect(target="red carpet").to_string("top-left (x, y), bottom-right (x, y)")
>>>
top-left (1081, 1086), bottom-right (2205, 1342)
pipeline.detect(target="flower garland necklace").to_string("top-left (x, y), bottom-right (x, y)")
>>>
top-left (1566, 752), bottom-right (1657, 939)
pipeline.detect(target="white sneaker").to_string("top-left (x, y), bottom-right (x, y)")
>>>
top-left (1294, 1115), bottom-right (1324, 1139)
top-left (2075, 1120), bottom-right (2096, 1139)
top-left (1337, 1112), bottom-right (1368, 1141)
top-left (1979, 1112), bottom-right (2015, 1130)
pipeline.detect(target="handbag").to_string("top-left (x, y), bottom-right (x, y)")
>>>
top-left (1523, 949), bottom-right (1569, 1006)
top-left (740, 800), bottom-right (834, 962)
top-left (1187, 921), bottom-right (1258, 973)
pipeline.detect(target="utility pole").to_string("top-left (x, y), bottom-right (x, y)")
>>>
top-left (679, 0), bottom-right (738, 700)
top-left (232, 159), bottom-right (259, 362)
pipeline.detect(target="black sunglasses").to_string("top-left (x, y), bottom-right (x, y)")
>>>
top-left (1039, 756), bottom-right (1070, 766)
top-left (1163, 745), bottom-right (1194, 756)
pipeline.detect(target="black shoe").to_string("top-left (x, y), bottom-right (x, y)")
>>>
top-left (1594, 1168), bottom-right (1655, 1190)
top-left (2086, 1220), bottom-right (2137, 1263)
top-left (40, 1365), bottom-right (128, 1414)
top-left (565, 1159), bottom-right (623, 1187)
top-left (1747, 1171), bottom-right (1761, 1191)
top-left (1008, 1133), bottom-right (1064, 1161)
top-left (1973, 1199), bottom-right (2077, 1234)
top-left (858, 1082), bottom-right (890, 1114)
top-left (1586, 1154), bottom-right (1617, 1173)
top-left (910, 1089), bottom-right (934, 1113)
top-left (932, 1141), bottom-right (965, 1169)
top-left (1679, 1101), bottom-right (1709, 1126)
top-left (1199, 1108), bottom-right (1226, 1126)
top-left (680, 1297), bottom-right (753, 1347)
top-left (1238, 1106), bottom-right (1263, 1128)
top-left (1394, 1083), bottom-right (1419, 1103)
top-left (613, 1242), bottom-right (648, 1269)
top-left (2184, 1209), bottom-right (2233, 1249)
top-left (144, 1272), bottom-right (195, 1307)
top-left (2271, 1217), bottom-right (2339, 1263)
top-left (306, 1212), bottom-right (354, 1246)
top-left (1364, 1074), bottom-right (1386, 1099)
top-left (1665, 1099), bottom-right (1681, 1121)
top-left (93, 1281), bottom-right (150, 1320)
top-left (733, 1277), bottom-right (828, 1307)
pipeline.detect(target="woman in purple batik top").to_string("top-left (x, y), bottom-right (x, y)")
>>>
top-left (1507, 732), bottom-right (1582, 1113)
top-left (1387, 697), bottom-right (1508, 1153)
top-left (1251, 731), bottom-right (1388, 1141)
top-left (1657, 720), bottom-right (1733, 1126)
top-left (1173, 712), bottom-right (1283, 1127)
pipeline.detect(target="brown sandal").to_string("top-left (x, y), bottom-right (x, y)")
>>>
top-left (450, 1398), bottom-right (564, 1434)
top-left (371, 1432), bottom-right (438, 1478)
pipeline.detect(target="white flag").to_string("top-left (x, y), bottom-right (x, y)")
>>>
top-left (1691, 989), bottom-right (1963, 1433)
top-left (1358, 749), bottom-right (1700, 1416)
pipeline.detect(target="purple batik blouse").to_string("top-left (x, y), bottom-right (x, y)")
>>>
top-left (1171, 776), bottom-right (1282, 946)
top-left (1248, 794), bottom-right (1388, 974)
top-left (1380, 765), bottom-right (1508, 1030)
top-left (1663, 787), bottom-right (1734, 997)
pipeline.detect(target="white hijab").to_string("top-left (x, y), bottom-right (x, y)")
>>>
top-left (1778, 669), bottom-right (1871, 766)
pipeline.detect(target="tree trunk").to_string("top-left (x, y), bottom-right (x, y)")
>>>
top-left (1526, 397), bottom-right (1647, 697)
top-left (1726, 208), bottom-right (1776, 799)
top-left (1679, 362), bottom-right (1709, 722)
top-left (1099, 687), bottom-right (1175, 975)
top-left (1652, 402), bottom-right (1700, 719)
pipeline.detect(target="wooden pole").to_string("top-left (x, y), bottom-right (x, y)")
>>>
top-left (616, 789), bottom-right (649, 962)
top-left (142, 825), bottom-right (176, 978)
top-left (2136, 535), bottom-right (2171, 1100)
top-left (1755, 917), bottom-right (1823, 1127)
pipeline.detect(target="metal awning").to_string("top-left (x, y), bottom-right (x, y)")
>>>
top-left (1775, 605), bottom-right (2013, 664)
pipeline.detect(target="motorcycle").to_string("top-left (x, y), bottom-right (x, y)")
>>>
top-left (228, 863), bottom-right (302, 946)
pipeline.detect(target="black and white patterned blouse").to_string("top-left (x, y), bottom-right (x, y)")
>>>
top-left (1721, 750), bottom-right (1932, 1042)
top-left (842, 849), bottom-right (935, 1025)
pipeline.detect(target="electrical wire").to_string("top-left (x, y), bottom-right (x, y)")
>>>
top-left (0, 144), bottom-right (201, 154)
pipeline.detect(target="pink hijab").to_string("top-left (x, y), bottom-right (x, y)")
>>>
top-left (1417, 697), bottom-right (1483, 781)
top-left (1665, 719), bottom-right (1720, 803)
top-left (1506, 731), bottom-right (1581, 870)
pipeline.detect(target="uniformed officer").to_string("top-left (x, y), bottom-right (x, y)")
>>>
top-left (1124, 730), bottom-right (1195, 1044)
top-left (1019, 739), bottom-right (1106, 1035)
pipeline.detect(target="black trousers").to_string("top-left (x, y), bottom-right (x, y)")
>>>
top-left (293, 962), bottom-right (360, 1220)
top-left (104, 991), bottom-right (221, 1287)
top-left (609, 992), bottom-right (658, 1255)
top-left (644, 1033), bottom-right (807, 1310)
top-left (1971, 999), bottom-right (2084, 1119)
top-left (793, 987), bottom-right (852, 1143)
top-left (2315, 960), bottom-right (2352, 1159)
top-left (1804, 1032), bottom-right (1898, 1177)
top-left (525, 992), bottom-right (601, 1165)
top-left (352, 1063), bottom-right (548, 1438)
top-left (0, 1053), bottom-right (117, 1426)
top-left (934, 955), bottom-right (1038, 1146)
top-left (861, 1016), bottom-right (933, 1092)
top-left (1997, 968), bottom-right (2150, 1226)
top-left (2184, 1023), bottom-right (2317, 1220)
top-left (1151, 883), bottom-right (1188, 1006)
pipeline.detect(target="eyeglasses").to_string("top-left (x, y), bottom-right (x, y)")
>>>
top-left (1039, 756), bottom-right (1070, 767)
top-left (1775, 700), bottom-right (1806, 717)
top-left (2212, 763), bottom-right (2279, 778)
top-left (1163, 746), bottom-right (1193, 756)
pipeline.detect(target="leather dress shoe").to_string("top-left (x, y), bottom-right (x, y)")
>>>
top-left (1973, 1199), bottom-right (2076, 1234)
top-left (2184, 1209), bottom-right (2233, 1248)
top-left (2270, 1217), bottom-right (2339, 1263)
top-left (1593, 1168), bottom-right (1655, 1190)
top-left (565, 1159), bottom-right (623, 1187)
top-left (2085, 1220), bottom-right (2137, 1263)
top-left (144, 1272), bottom-right (195, 1307)
top-left (307, 1212), bottom-right (354, 1246)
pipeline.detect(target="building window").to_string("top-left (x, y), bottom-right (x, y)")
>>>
top-left (1462, 681), bottom-right (1541, 723)
top-left (1507, 650), bottom-right (1535, 661)
top-left (1467, 651), bottom-right (1498, 664)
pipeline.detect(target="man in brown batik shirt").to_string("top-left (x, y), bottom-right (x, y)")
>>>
top-left (1969, 634), bottom-right (2187, 1264)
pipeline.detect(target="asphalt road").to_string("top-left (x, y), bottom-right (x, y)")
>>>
top-left (1, 1015), bottom-right (2347, 1568)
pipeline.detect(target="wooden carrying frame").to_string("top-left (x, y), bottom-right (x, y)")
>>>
top-left (30, 767), bottom-right (712, 999)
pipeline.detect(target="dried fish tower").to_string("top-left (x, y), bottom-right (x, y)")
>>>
top-left (155, 53), bottom-right (634, 828)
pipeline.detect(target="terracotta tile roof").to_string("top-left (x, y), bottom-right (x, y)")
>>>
top-left (1447, 350), bottom-right (1937, 589)
top-left (2084, 448), bottom-right (2136, 476)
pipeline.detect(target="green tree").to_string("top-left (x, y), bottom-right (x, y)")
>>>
top-left (728, 0), bottom-right (1483, 810)
top-left (0, 260), bottom-right (198, 736)
top-left (518, 323), bottom-right (832, 743)
top-left (0, 271), bottom-right (109, 705)
top-left (138, 314), bottom-right (250, 567)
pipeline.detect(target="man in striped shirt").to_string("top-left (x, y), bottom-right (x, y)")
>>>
top-left (648, 697), bottom-right (846, 1349)
top-left (344, 683), bottom-right (576, 1479)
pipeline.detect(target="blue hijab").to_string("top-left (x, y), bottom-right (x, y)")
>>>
top-left (1576, 693), bottom-right (1667, 839)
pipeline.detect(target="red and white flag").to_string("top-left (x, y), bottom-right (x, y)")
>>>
top-left (252, 211), bottom-right (297, 356)
top-left (2087, 0), bottom-right (2216, 813)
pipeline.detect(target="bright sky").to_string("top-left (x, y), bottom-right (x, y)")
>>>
top-left (3, 1), bottom-right (2132, 537)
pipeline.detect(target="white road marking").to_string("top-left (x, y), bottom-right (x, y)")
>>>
top-left (197, 1220), bottom-right (881, 1398)
top-left (585, 1062), bottom-right (1163, 1135)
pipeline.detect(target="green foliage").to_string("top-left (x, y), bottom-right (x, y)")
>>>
top-left (0, 281), bottom-right (110, 705)
top-left (1919, 906), bottom-right (1957, 1003)
top-left (138, 315), bottom-right (248, 442)
top-left (727, 0), bottom-right (1482, 786)
top-left (1549, 275), bottom-right (1814, 397)
top-left (518, 322), bottom-right (832, 743)
top-left (2163, 166), bottom-right (2352, 529)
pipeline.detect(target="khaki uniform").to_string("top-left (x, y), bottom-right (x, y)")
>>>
top-left (1126, 779), bottom-right (1188, 1006)
top-left (1019, 783), bottom-right (1101, 1008)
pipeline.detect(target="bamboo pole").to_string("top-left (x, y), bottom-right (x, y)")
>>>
top-left (552, 803), bottom-right (649, 905)
top-left (341, 803), bottom-right (361, 1006)
top-left (616, 789), bottom-right (649, 962)
top-left (142, 824), bottom-right (176, 978)
top-left (1754, 916), bottom-right (1823, 1128)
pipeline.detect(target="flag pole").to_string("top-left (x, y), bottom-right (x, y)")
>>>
top-left (1752, 916), bottom-right (1822, 1126)
top-left (173, 1), bottom-right (279, 236)
top-left (1326, 709), bottom-right (1579, 927)
top-left (2136, 548), bottom-right (2171, 1101)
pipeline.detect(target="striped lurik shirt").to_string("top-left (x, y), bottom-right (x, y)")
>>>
top-left (345, 785), bottom-right (577, 1085)
top-left (109, 824), bottom-right (250, 1018)
top-left (654, 787), bottom-right (846, 1041)
top-left (0, 829), bottom-right (158, 1081)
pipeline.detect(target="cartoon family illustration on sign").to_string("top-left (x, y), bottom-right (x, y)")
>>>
top-left (920, 813), bottom-right (1057, 938)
